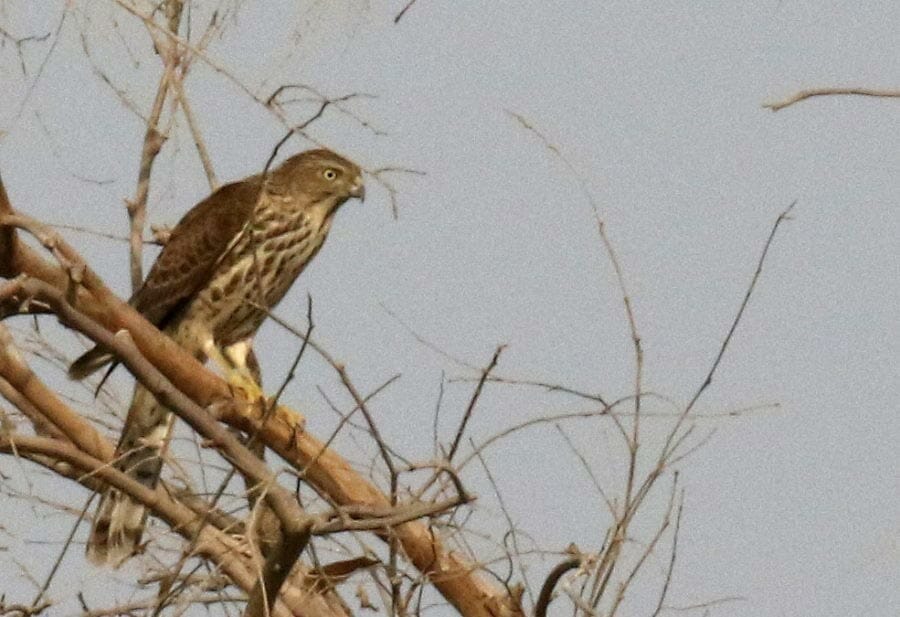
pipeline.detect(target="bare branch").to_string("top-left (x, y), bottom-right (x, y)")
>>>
top-left (2, 196), bottom-right (522, 617)
top-left (368, 166), bottom-right (426, 219)
top-left (554, 424), bottom-right (616, 519)
top-left (172, 72), bottom-right (218, 189)
top-left (660, 202), bottom-right (796, 462)
top-left (0, 433), bottom-right (262, 604)
top-left (652, 490), bottom-right (685, 617)
top-left (12, 6), bottom-right (67, 122)
top-left (313, 496), bottom-right (470, 535)
top-left (394, 0), bottom-right (421, 23)
top-left (447, 345), bottom-right (505, 462)
top-left (124, 5), bottom-right (183, 291)
top-left (534, 556), bottom-right (581, 617)
top-left (3, 277), bottom-right (324, 614)
top-left (763, 87), bottom-right (900, 111)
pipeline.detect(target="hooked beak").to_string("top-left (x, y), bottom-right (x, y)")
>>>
top-left (350, 176), bottom-right (366, 202)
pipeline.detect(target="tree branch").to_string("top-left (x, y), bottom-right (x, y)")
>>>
top-left (0, 184), bottom-right (524, 617)
top-left (763, 87), bottom-right (900, 111)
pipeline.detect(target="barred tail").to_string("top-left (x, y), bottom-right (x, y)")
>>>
top-left (87, 386), bottom-right (173, 566)
top-left (69, 345), bottom-right (114, 380)
top-left (86, 489), bottom-right (149, 566)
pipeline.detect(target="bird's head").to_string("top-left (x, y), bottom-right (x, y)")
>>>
top-left (271, 148), bottom-right (365, 211)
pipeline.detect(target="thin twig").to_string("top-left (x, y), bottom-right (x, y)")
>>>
top-left (593, 212), bottom-right (643, 509)
top-left (660, 202), bottom-right (796, 461)
top-left (0, 23), bottom-right (51, 76)
top-left (457, 396), bottom-right (655, 473)
top-left (302, 374), bottom-right (402, 476)
top-left (554, 424), bottom-right (616, 519)
top-left (652, 490), bottom-right (685, 617)
top-left (29, 493), bottom-right (97, 610)
top-left (381, 303), bottom-right (478, 371)
top-left (432, 371), bottom-right (446, 458)
top-left (763, 87), bottom-right (900, 112)
top-left (44, 222), bottom-right (163, 246)
top-left (368, 167), bottom-right (425, 219)
top-left (126, 63), bottom-right (174, 291)
top-left (13, 6), bottom-right (67, 123)
top-left (473, 443), bottom-right (534, 606)
top-left (394, 0), bottom-right (420, 23)
top-left (608, 475), bottom-right (679, 616)
top-left (447, 345), bottom-right (505, 462)
top-left (172, 70), bottom-right (218, 189)
top-left (662, 596), bottom-right (747, 612)
top-left (468, 374), bottom-right (607, 406)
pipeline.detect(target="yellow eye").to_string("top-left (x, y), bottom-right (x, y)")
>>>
top-left (323, 168), bottom-right (338, 180)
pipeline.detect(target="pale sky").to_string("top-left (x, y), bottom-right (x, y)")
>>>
top-left (1, 1), bottom-right (898, 615)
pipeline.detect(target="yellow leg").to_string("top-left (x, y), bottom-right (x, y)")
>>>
top-left (204, 340), bottom-right (264, 401)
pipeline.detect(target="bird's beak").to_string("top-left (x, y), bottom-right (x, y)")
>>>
top-left (350, 176), bottom-right (366, 202)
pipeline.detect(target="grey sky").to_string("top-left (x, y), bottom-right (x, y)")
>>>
top-left (1, 1), bottom-right (898, 615)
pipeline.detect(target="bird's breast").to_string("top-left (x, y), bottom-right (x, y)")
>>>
top-left (193, 207), bottom-right (333, 345)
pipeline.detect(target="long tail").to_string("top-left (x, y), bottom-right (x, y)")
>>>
top-left (87, 385), bottom-right (174, 566)
top-left (87, 488), bottom-right (152, 566)
top-left (69, 345), bottom-right (114, 380)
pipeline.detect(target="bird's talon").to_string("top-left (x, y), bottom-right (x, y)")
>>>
top-left (226, 371), bottom-right (265, 403)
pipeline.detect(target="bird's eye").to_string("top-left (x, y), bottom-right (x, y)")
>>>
top-left (323, 168), bottom-right (338, 181)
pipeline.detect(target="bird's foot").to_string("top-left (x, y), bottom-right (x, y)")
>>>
top-left (226, 368), bottom-right (265, 404)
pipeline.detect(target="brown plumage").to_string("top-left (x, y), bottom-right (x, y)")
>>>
top-left (70, 148), bottom-right (365, 565)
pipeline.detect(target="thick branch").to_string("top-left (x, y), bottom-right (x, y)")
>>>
top-left (7, 276), bottom-right (322, 615)
top-left (0, 184), bottom-right (524, 617)
top-left (0, 434), bottom-right (324, 617)
top-left (0, 320), bottom-right (345, 617)
top-left (0, 321), bottom-right (112, 460)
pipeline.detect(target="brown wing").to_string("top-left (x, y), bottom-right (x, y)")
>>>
top-left (130, 177), bottom-right (262, 328)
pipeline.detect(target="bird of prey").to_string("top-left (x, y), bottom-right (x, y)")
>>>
top-left (69, 148), bottom-right (365, 565)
